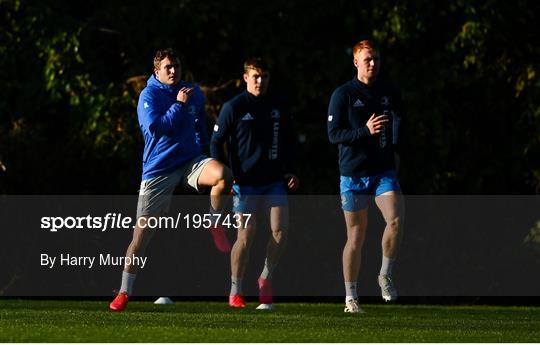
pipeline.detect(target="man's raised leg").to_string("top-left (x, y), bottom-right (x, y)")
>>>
top-left (198, 159), bottom-right (232, 212)
top-left (197, 159), bottom-right (233, 253)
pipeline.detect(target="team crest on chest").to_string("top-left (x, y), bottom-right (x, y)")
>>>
top-left (271, 109), bottom-right (280, 119)
top-left (380, 96), bottom-right (390, 107)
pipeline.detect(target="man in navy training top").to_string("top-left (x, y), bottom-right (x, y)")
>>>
top-left (211, 57), bottom-right (299, 310)
top-left (109, 48), bottom-right (233, 312)
top-left (327, 40), bottom-right (405, 313)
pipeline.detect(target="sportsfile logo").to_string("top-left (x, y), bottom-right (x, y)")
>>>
top-left (41, 213), bottom-right (131, 232)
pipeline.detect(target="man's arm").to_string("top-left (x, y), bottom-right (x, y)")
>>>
top-left (210, 102), bottom-right (234, 164)
top-left (138, 89), bottom-right (189, 139)
top-left (327, 90), bottom-right (370, 144)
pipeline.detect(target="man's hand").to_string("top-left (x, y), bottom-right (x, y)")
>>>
top-left (284, 173), bottom-right (299, 191)
top-left (177, 87), bottom-right (194, 104)
top-left (366, 113), bottom-right (389, 135)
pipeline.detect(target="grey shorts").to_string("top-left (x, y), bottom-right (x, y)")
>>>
top-left (136, 155), bottom-right (212, 218)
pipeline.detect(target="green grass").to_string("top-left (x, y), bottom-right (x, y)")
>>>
top-left (0, 300), bottom-right (539, 342)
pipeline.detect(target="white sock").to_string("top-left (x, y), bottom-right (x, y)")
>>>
top-left (379, 256), bottom-right (395, 276)
top-left (230, 276), bottom-right (242, 296)
top-left (260, 258), bottom-right (276, 280)
top-left (345, 281), bottom-right (357, 302)
top-left (120, 271), bottom-right (136, 295)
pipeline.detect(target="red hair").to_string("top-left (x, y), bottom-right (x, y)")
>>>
top-left (352, 40), bottom-right (378, 56)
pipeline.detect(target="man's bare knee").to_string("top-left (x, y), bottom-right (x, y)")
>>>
top-left (216, 167), bottom-right (232, 189)
top-left (236, 223), bottom-right (256, 246)
top-left (386, 216), bottom-right (401, 232)
top-left (210, 163), bottom-right (232, 187)
top-left (131, 218), bottom-right (157, 248)
top-left (272, 229), bottom-right (288, 244)
top-left (235, 236), bottom-right (253, 250)
top-left (346, 226), bottom-right (366, 249)
top-left (345, 238), bottom-right (364, 253)
top-left (199, 160), bottom-right (232, 190)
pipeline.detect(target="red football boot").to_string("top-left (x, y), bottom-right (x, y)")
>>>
top-left (258, 278), bottom-right (273, 304)
top-left (109, 292), bottom-right (129, 311)
top-left (209, 225), bottom-right (232, 253)
top-left (228, 294), bottom-right (246, 308)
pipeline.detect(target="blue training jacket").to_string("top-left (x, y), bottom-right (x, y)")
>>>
top-left (327, 77), bottom-right (404, 177)
top-left (210, 91), bottom-right (295, 186)
top-left (137, 75), bottom-right (208, 180)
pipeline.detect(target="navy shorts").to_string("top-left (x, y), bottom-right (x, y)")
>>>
top-left (340, 170), bottom-right (401, 212)
top-left (232, 182), bottom-right (288, 213)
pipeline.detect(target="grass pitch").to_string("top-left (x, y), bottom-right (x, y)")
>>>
top-left (0, 299), bottom-right (539, 342)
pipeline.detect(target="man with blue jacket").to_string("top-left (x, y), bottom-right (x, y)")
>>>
top-left (109, 48), bottom-right (232, 311)
top-left (211, 58), bottom-right (298, 310)
top-left (327, 40), bottom-right (405, 313)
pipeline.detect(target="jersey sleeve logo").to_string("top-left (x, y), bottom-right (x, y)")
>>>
top-left (328, 115), bottom-right (333, 122)
top-left (213, 124), bottom-right (219, 132)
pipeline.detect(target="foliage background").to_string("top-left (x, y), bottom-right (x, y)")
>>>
top-left (1, 0), bottom-right (539, 195)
